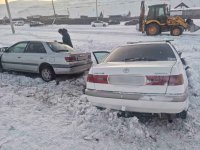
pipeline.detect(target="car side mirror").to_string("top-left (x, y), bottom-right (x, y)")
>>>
top-left (92, 51), bottom-right (110, 64)
top-left (0, 47), bottom-right (8, 53)
top-left (4, 48), bottom-right (9, 53)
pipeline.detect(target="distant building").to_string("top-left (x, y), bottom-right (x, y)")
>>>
top-left (56, 15), bottom-right (69, 19)
top-left (80, 15), bottom-right (88, 19)
top-left (27, 14), bottom-right (69, 24)
top-left (108, 15), bottom-right (123, 22)
top-left (27, 15), bottom-right (41, 21)
top-left (13, 18), bottom-right (26, 22)
top-left (171, 3), bottom-right (200, 19)
top-left (174, 2), bottom-right (189, 9)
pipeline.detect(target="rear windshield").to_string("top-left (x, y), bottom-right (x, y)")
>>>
top-left (105, 44), bottom-right (176, 62)
top-left (47, 42), bottom-right (74, 53)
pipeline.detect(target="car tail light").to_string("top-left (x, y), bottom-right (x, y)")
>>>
top-left (146, 74), bottom-right (184, 86)
top-left (168, 74), bottom-right (184, 86)
top-left (87, 74), bottom-right (108, 84)
top-left (146, 76), bottom-right (169, 85)
top-left (65, 56), bottom-right (76, 62)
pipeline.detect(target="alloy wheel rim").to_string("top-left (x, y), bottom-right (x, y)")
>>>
top-left (42, 69), bottom-right (51, 81)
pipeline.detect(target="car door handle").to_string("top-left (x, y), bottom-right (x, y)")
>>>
top-left (18, 57), bottom-right (21, 59)
top-left (40, 57), bottom-right (44, 59)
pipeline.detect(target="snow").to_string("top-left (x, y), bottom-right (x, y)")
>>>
top-left (0, 24), bottom-right (200, 150)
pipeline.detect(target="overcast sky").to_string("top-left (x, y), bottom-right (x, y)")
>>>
top-left (0, 0), bottom-right (199, 6)
top-left (0, 0), bottom-right (200, 18)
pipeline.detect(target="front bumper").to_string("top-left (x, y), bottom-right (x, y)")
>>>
top-left (85, 89), bottom-right (189, 114)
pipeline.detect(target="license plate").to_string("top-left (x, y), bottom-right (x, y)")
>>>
top-left (108, 75), bottom-right (145, 86)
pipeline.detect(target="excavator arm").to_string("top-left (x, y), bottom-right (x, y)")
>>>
top-left (139, 1), bottom-right (145, 32)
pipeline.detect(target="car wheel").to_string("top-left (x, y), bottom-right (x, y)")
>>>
top-left (171, 26), bottom-right (183, 36)
top-left (40, 66), bottom-right (55, 82)
top-left (178, 110), bottom-right (187, 120)
top-left (103, 24), bottom-right (106, 27)
top-left (146, 23), bottom-right (160, 36)
top-left (92, 25), bottom-right (96, 27)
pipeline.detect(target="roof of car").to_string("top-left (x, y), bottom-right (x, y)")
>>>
top-left (16, 41), bottom-right (59, 44)
top-left (15, 40), bottom-right (46, 43)
top-left (126, 40), bottom-right (173, 46)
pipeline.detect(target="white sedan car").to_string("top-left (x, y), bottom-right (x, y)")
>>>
top-left (91, 20), bottom-right (108, 27)
top-left (86, 41), bottom-right (189, 119)
top-left (0, 41), bottom-right (92, 82)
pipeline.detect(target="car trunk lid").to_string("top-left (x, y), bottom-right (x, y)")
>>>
top-left (91, 61), bottom-right (176, 94)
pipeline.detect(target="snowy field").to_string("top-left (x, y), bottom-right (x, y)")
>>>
top-left (0, 23), bottom-right (200, 150)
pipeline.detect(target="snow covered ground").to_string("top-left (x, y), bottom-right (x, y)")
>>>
top-left (0, 24), bottom-right (200, 150)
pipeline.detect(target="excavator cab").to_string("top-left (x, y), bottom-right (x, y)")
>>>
top-left (147, 4), bottom-right (168, 24)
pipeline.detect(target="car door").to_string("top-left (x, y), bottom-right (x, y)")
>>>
top-left (22, 42), bottom-right (48, 72)
top-left (1, 42), bottom-right (28, 71)
top-left (92, 51), bottom-right (110, 64)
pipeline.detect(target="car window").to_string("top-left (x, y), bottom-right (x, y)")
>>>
top-left (26, 42), bottom-right (46, 53)
top-left (7, 42), bottom-right (28, 53)
top-left (93, 51), bottom-right (110, 64)
top-left (105, 44), bottom-right (176, 62)
top-left (47, 42), bottom-right (74, 53)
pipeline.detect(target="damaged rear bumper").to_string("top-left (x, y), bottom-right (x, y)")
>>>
top-left (85, 89), bottom-right (189, 113)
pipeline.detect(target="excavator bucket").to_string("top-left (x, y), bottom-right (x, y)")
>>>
top-left (189, 23), bottom-right (200, 32)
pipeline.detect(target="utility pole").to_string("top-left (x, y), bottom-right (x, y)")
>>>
top-left (96, 0), bottom-right (98, 20)
top-left (5, 0), bottom-right (15, 34)
top-left (52, 0), bottom-right (56, 24)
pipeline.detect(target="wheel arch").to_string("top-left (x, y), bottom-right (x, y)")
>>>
top-left (38, 62), bottom-right (55, 74)
top-left (145, 21), bottom-right (161, 32)
top-left (145, 20), bottom-right (161, 26)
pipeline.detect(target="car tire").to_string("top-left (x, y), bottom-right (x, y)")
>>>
top-left (146, 23), bottom-right (160, 36)
top-left (92, 25), bottom-right (96, 27)
top-left (103, 24), bottom-right (106, 27)
top-left (170, 26), bottom-right (183, 36)
top-left (178, 110), bottom-right (187, 120)
top-left (40, 65), bottom-right (55, 82)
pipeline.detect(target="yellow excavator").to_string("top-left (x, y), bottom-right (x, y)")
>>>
top-left (139, 1), bottom-right (200, 36)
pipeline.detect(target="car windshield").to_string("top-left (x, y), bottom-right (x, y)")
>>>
top-left (47, 42), bottom-right (74, 53)
top-left (105, 43), bottom-right (177, 62)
